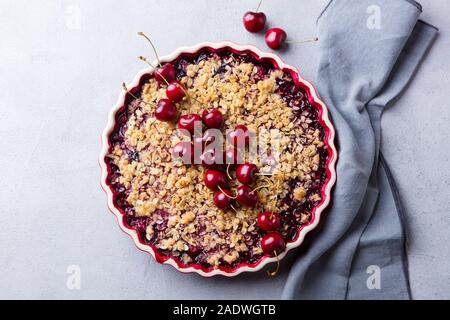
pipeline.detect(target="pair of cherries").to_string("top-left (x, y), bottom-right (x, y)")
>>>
top-left (179, 108), bottom-right (223, 135)
top-left (257, 211), bottom-right (286, 256)
top-left (209, 125), bottom-right (261, 210)
top-left (243, 8), bottom-right (287, 50)
top-left (210, 162), bottom-right (259, 209)
top-left (153, 63), bottom-right (187, 121)
top-left (173, 108), bottom-right (225, 165)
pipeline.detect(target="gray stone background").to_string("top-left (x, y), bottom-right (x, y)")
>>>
top-left (0, 0), bottom-right (448, 299)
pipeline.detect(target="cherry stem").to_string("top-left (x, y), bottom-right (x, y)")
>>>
top-left (122, 83), bottom-right (153, 107)
top-left (267, 251), bottom-right (280, 277)
top-left (255, 0), bottom-right (263, 12)
top-left (286, 37), bottom-right (319, 45)
top-left (230, 203), bottom-right (239, 214)
top-left (226, 164), bottom-right (232, 180)
top-left (182, 90), bottom-right (206, 106)
top-left (217, 185), bottom-right (237, 199)
top-left (251, 184), bottom-right (271, 194)
top-left (137, 32), bottom-right (162, 67)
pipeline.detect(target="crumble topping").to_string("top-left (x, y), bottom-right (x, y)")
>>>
top-left (293, 187), bottom-right (306, 202)
top-left (106, 51), bottom-right (329, 269)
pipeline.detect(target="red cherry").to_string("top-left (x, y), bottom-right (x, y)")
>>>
top-left (213, 189), bottom-right (232, 209)
top-left (261, 232), bottom-right (286, 256)
top-left (200, 148), bottom-right (223, 168)
top-left (265, 28), bottom-right (287, 50)
top-left (243, 11), bottom-right (266, 33)
top-left (202, 108), bottom-right (224, 128)
top-left (166, 80), bottom-right (186, 102)
top-left (155, 99), bottom-right (176, 121)
top-left (178, 114), bottom-right (202, 135)
top-left (172, 141), bottom-right (193, 164)
top-left (236, 163), bottom-right (258, 185)
top-left (204, 169), bottom-right (228, 190)
top-left (154, 63), bottom-right (176, 84)
top-left (236, 185), bottom-right (258, 207)
top-left (228, 124), bottom-right (250, 147)
top-left (257, 211), bottom-right (280, 231)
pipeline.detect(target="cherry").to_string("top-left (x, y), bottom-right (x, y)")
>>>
top-left (236, 185), bottom-right (258, 207)
top-left (202, 108), bottom-right (224, 129)
top-left (178, 114), bottom-right (202, 135)
top-left (200, 148), bottom-right (223, 168)
top-left (261, 232), bottom-right (286, 256)
top-left (155, 99), bottom-right (176, 121)
top-left (265, 28), bottom-right (287, 50)
top-left (166, 80), bottom-right (186, 102)
top-left (243, 11), bottom-right (266, 33)
top-left (172, 141), bottom-right (193, 164)
top-left (228, 124), bottom-right (250, 147)
top-left (203, 169), bottom-right (228, 190)
top-left (137, 32), bottom-right (178, 84)
top-left (213, 189), bottom-right (232, 210)
top-left (236, 163), bottom-right (258, 185)
top-left (257, 211), bottom-right (280, 231)
top-left (154, 63), bottom-right (176, 84)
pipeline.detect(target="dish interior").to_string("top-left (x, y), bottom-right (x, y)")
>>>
top-left (103, 46), bottom-right (335, 273)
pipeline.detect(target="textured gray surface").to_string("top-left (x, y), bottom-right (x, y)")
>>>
top-left (0, 0), bottom-right (448, 299)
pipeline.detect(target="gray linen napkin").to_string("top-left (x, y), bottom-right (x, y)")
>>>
top-left (282, 0), bottom-right (437, 299)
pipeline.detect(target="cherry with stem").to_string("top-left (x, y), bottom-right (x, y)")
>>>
top-left (137, 32), bottom-right (207, 105)
top-left (243, 0), bottom-right (266, 33)
top-left (265, 27), bottom-right (319, 50)
top-left (139, 55), bottom-right (208, 107)
top-left (139, 55), bottom-right (170, 85)
top-left (137, 32), bottom-right (186, 103)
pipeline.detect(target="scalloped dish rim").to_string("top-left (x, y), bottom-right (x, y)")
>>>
top-left (99, 41), bottom-right (337, 277)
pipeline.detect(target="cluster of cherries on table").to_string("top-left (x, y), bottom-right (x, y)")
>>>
top-left (243, 5), bottom-right (287, 50)
top-left (148, 62), bottom-right (286, 258)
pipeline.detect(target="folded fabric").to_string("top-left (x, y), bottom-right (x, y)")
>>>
top-left (282, 0), bottom-right (438, 299)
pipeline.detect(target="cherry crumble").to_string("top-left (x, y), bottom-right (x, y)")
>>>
top-left (105, 49), bottom-right (329, 271)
